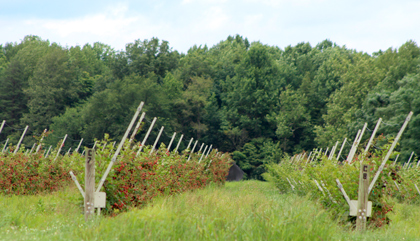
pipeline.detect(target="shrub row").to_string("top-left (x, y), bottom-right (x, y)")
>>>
top-left (264, 138), bottom-right (420, 228)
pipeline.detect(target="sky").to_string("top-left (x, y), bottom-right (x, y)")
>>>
top-left (1, 0), bottom-right (419, 54)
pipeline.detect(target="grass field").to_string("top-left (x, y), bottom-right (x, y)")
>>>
top-left (1, 180), bottom-right (419, 240)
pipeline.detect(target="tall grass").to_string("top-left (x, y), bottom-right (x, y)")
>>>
top-left (1, 181), bottom-right (419, 240)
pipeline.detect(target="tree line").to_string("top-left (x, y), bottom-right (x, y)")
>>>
top-left (1, 35), bottom-right (419, 179)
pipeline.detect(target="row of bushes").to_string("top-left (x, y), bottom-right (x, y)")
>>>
top-left (0, 136), bottom-right (232, 215)
top-left (264, 137), bottom-right (420, 228)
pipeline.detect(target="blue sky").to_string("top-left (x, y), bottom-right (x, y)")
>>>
top-left (1, 0), bottom-right (419, 54)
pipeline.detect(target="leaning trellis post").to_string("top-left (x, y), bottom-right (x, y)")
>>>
top-left (199, 145), bottom-right (208, 163)
top-left (187, 140), bottom-right (199, 161)
top-left (363, 118), bottom-right (382, 156)
top-left (35, 129), bottom-right (48, 154)
top-left (74, 138), bottom-right (84, 154)
top-left (45, 145), bottom-right (52, 158)
top-left (2, 138), bottom-right (9, 153)
top-left (335, 179), bottom-right (355, 209)
top-left (347, 130), bottom-right (361, 162)
top-left (205, 144), bottom-right (213, 158)
top-left (174, 134), bottom-right (184, 153)
top-left (368, 111), bottom-right (413, 194)
top-left (0, 120), bottom-right (5, 135)
top-left (29, 143), bottom-right (36, 154)
top-left (166, 132), bottom-right (176, 152)
top-left (185, 138), bottom-right (193, 153)
top-left (97, 101), bottom-right (144, 192)
top-left (393, 154), bottom-right (400, 166)
top-left (135, 117), bottom-right (157, 156)
top-left (329, 141), bottom-right (339, 160)
top-left (348, 123), bottom-right (367, 163)
top-left (14, 125), bottom-right (28, 154)
top-left (150, 126), bottom-right (164, 155)
top-left (198, 143), bottom-right (205, 154)
top-left (405, 152), bottom-right (414, 169)
top-left (54, 134), bottom-right (68, 161)
top-left (129, 112), bottom-right (146, 143)
top-left (337, 138), bottom-right (347, 161)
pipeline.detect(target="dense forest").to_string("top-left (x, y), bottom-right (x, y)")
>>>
top-left (1, 35), bottom-right (419, 179)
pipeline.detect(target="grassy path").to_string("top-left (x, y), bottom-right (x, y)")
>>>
top-left (1, 181), bottom-right (419, 240)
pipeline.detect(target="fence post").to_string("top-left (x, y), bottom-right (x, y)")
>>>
top-left (198, 143), bottom-right (205, 154)
top-left (54, 134), bottom-right (68, 161)
top-left (174, 134), bottom-right (184, 153)
top-left (136, 117), bottom-right (157, 156)
top-left (356, 164), bottom-right (369, 232)
top-left (74, 138), bottom-right (84, 153)
top-left (167, 132), bottom-right (176, 152)
top-left (150, 126), bottom-right (164, 155)
top-left (85, 148), bottom-right (95, 221)
top-left (368, 112), bottom-right (413, 194)
top-left (14, 125), bottom-right (29, 154)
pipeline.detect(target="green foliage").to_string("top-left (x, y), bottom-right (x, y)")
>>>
top-left (264, 137), bottom-right (420, 229)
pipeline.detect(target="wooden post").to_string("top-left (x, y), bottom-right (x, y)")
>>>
top-left (129, 112), bottom-right (146, 143)
top-left (356, 164), bottom-right (369, 231)
top-left (0, 120), bottom-right (5, 135)
top-left (74, 138), bottom-right (84, 153)
top-left (150, 126), bottom-right (164, 155)
top-left (85, 148), bottom-right (95, 221)
top-left (368, 112), bottom-right (413, 194)
top-left (35, 129), bottom-right (48, 154)
top-left (306, 152), bottom-right (313, 164)
top-left (54, 134), bottom-right (68, 161)
top-left (337, 138), bottom-right (347, 161)
top-left (199, 145), bottom-right (208, 163)
top-left (174, 134), bottom-right (184, 153)
top-left (187, 140), bottom-right (198, 161)
top-left (2, 138), bottom-right (9, 153)
top-left (205, 144), bottom-right (213, 158)
top-left (14, 125), bottom-right (28, 154)
top-left (97, 101), bottom-right (144, 192)
top-left (324, 147), bottom-right (329, 156)
top-left (363, 118), bottom-right (382, 156)
top-left (135, 117), bottom-right (157, 157)
top-left (167, 132), bottom-right (176, 152)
